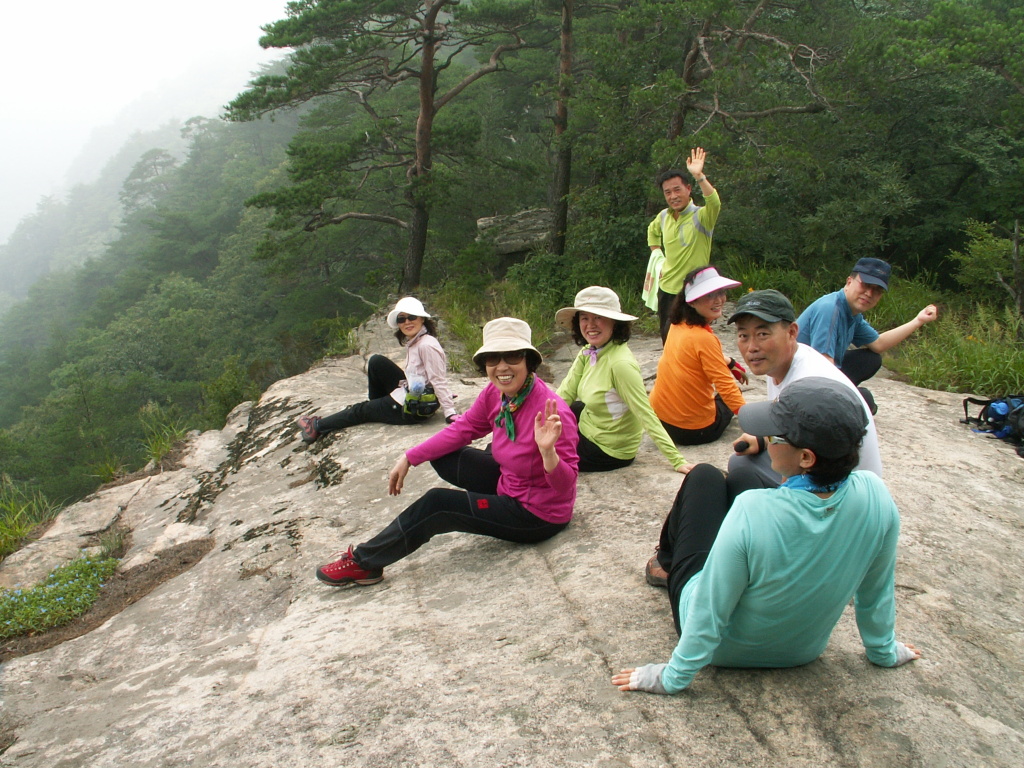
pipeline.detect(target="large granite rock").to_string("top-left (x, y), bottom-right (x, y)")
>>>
top-left (0, 312), bottom-right (1022, 767)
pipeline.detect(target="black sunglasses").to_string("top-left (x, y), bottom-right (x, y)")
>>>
top-left (395, 314), bottom-right (419, 323)
top-left (481, 350), bottom-right (527, 367)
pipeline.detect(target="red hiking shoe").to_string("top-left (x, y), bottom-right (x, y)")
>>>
top-left (316, 546), bottom-right (384, 586)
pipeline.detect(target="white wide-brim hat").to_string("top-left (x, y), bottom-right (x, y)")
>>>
top-left (684, 267), bottom-right (741, 303)
top-left (472, 317), bottom-right (541, 365)
top-left (386, 296), bottom-right (432, 329)
top-left (554, 286), bottom-right (638, 329)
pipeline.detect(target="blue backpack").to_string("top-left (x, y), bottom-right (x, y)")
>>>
top-left (961, 395), bottom-right (1024, 456)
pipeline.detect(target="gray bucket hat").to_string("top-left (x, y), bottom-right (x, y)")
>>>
top-left (738, 377), bottom-right (867, 458)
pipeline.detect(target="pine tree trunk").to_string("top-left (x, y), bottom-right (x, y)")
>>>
top-left (550, 0), bottom-right (574, 256)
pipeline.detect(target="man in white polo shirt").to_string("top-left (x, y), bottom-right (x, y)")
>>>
top-left (726, 289), bottom-right (882, 487)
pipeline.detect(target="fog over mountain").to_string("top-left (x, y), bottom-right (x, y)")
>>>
top-left (1, 0), bottom-right (288, 246)
top-left (0, 49), bottom-right (281, 245)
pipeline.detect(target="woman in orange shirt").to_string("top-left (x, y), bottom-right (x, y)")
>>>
top-left (649, 266), bottom-right (746, 445)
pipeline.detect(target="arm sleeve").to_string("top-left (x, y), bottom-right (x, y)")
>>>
top-left (698, 335), bottom-right (746, 415)
top-left (405, 389), bottom-right (493, 466)
top-left (555, 353), bottom-right (585, 404)
top-left (419, 338), bottom-right (458, 418)
top-left (854, 500), bottom-right (901, 667)
top-left (661, 509), bottom-right (751, 693)
top-left (698, 189), bottom-right (722, 228)
top-left (608, 356), bottom-right (686, 469)
top-left (647, 215), bottom-right (663, 248)
top-left (851, 315), bottom-right (880, 348)
top-left (799, 299), bottom-right (843, 359)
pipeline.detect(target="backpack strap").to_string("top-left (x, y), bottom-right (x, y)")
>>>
top-left (962, 396), bottom-right (992, 425)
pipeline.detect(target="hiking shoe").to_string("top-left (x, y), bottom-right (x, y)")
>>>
top-left (857, 387), bottom-right (878, 416)
top-left (645, 554), bottom-right (668, 589)
top-left (316, 546), bottom-right (384, 586)
top-left (297, 415), bottom-right (321, 444)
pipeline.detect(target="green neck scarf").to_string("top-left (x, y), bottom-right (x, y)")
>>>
top-left (495, 373), bottom-right (535, 442)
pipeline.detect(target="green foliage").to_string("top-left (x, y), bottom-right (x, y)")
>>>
top-left (721, 254), bottom-right (817, 312)
top-left (0, 556), bottom-right (119, 639)
top-left (201, 356), bottom-right (264, 426)
top-left (894, 0), bottom-right (1024, 113)
top-left (0, 475), bottom-right (60, 561)
top-left (886, 304), bottom-right (1024, 395)
top-left (227, 0), bottom-right (546, 288)
top-left (948, 220), bottom-right (1020, 308)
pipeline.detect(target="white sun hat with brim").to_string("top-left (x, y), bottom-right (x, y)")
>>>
top-left (554, 286), bottom-right (638, 330)
top-left (684, 267), bottom-right (741, 303)
top-left (386, 296), bottom-right (432, 329)
top-left (472, 317), bottom-right (541, 366)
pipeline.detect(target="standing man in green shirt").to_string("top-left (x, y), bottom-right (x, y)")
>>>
top-left (647, 148), bottom-right (722, 343)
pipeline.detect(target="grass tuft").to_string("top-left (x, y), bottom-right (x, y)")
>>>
top-left (0, 475), bottom-right (60, 561)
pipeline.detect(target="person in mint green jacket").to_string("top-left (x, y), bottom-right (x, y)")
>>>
top-left (555, 287), bottom-right (689, 474)
top-left (612, 377), bottom-right (920, 696)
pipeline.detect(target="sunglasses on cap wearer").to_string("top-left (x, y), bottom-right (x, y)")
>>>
top-left (766, 435), bottom-right (791, 445)
top-left (481, 350), bottom-right (527, 367)
top-left (395, 314), bottom-right (420, 323)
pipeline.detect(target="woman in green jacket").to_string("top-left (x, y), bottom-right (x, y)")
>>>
top-left (555, 286), bottom-right (689, 474)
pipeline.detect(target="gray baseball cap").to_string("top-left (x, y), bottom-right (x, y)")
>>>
top-left (728, 289), bottom-right (796, 324)
top-left (738, 377), bottom-right (867, 458)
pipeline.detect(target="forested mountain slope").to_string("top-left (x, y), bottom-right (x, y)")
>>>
top-left (0, 0), bottom-right (1020, 505)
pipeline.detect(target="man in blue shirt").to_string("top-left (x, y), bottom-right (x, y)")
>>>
top-left (796, 258), bottom-right (937, 393)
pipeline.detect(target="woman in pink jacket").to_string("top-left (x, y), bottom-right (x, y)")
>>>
top-left (314, 317), bottom-right (579, 587)
top-left (297, 296), bottom-right (458, 443)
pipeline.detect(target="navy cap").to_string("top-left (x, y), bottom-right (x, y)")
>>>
top-left (852, 258), bottom-right (891, 290)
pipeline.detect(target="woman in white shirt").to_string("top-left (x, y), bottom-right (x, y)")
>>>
top-left (297, 297), bottom-right (457, 443)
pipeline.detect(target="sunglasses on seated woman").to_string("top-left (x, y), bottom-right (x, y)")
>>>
top-left (481, 350), bottom-right (527, 367)
top-left (395, 314), bottom-right (419, 323)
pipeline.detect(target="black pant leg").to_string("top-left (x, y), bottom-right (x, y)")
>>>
top-left (658, 464), bottom-right (732, 634)
top-left (353, 488), bottom-right (567, 570)
top-left (367, 354), bottom-right (406, 399)
top-left (571, 401), bottom-right (635, 472)
top-left (660, 394), bottom-right (734, 446)
top-left (657, 289), bottom-right (677, 344)
top-left (576, 432), bottom-right (635, 472)
top-left (316, 396), bottom-right (410, 433)
top-left (429, 446), bottom-right (502, 495)
top-left (839, 348), bottom-right (882, 386)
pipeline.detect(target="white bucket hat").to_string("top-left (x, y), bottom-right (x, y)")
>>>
top-left (386, 296), bottom-right (432, 329)
top-left (683, 267), bottom-right (741, 303)
top-left (554, 286), bottom-right (638, 329)
top-left (472, 318), bottom-right (541, 365)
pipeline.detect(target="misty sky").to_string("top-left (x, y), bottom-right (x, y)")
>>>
top-left (1, 0), bottom-right (291, 243)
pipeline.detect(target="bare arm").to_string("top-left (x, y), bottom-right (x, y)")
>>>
top-left (866, 305), bottom-right (938, 354)
top-left (388, 453), bottom-right (412, 495)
